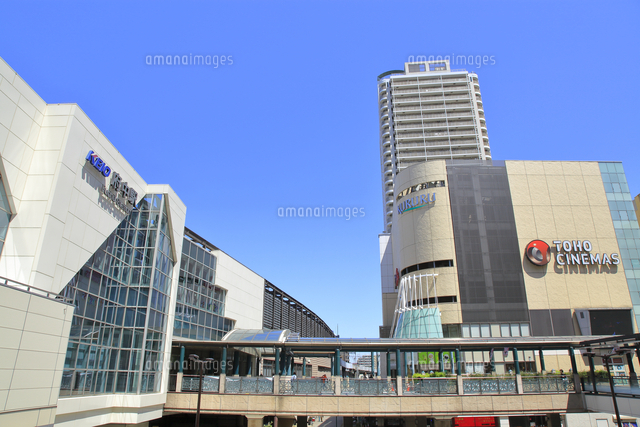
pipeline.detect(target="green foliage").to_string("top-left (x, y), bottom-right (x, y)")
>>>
top-left (578, 370), bottom-right (609, 379)
top-left (411, 372), bottom-right (450, 378)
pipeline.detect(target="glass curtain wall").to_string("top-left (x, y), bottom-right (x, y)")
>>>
top-left (174, 237), bottom-right (235, 341)
top-left (599, 162), bottom-right (640, 331)
top-left (59, 194), bottom-right (174, 396)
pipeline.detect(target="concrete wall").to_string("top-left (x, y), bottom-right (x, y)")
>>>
top-left (0, 284), bottom-right (74, 427)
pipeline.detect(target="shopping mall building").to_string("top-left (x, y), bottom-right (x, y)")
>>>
top-left (377, 61), bottom-right (640, 375)
top-left (0, 57), bottom-right (333, 427)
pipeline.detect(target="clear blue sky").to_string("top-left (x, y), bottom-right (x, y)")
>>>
top-left (2, 1), bottom-right (639, 338)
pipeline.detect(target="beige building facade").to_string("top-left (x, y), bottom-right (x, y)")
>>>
top-left (382, 159), bottom-right (639, 365)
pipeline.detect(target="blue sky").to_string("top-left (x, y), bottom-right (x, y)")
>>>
top-left (2, 1), bottom-right (639, 338)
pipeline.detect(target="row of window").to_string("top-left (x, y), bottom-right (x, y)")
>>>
top-left (461, 323), bottom-right (531, 338)
top-left (401, 259), bottom-right (454, 276)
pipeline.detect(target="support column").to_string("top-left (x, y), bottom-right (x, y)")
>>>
top-left (539, 348), bottom-right (546, 373)
top-left (220, 347), bottom-right (228, 393)
top-left (627, 352), bottom-right (638, 387)
top-left (587, 349), bottom-right (597, 394)
top-left (395, 348), bottom-right (401, 378)
top-left (568, 347), bottom-right (581, 392)
top-left (246, 415), bottom-right (265, 427)
top-left (386, 351), bottom-right (391, 378)
top-left (439, 349), bottom-right (444, 372)
top-left (302, 357), bottom-right (307, 378)
top-left (456, 348), bottom-right (461, 376)
top-left (233, 351), bottom-right (240, 376)
top-left (371, 351), bottom-right (375, 377)
top-left (396, 375), bottom-right (403, 396)
top-left (247, 355), bottom-right (253, 377)
top-left (513, 348), bottom-right (523, 394)
top-left (336, 349), bottom-right (341, 377)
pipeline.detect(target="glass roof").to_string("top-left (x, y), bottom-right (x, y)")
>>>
top-left (221, 329), bottom-right (290, 343)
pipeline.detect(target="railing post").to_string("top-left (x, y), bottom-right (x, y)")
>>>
top-left (273, 375), bottom-right (280, 395)
top-left (176, 372), bottom-right (183, 393)
top-left (457, 375), bottom-right (464, 395)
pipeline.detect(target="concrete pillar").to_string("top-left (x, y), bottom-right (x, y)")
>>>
top-left (303, 357), bottom-right (307, 377)
top-left (396, 375), bottom-right (403, 396)
top-left (273, 375), bottom-right (280, 395)
top-left (516, 374), bottom-right (524, 395)
top-left (219, 373), bottom-right (226, 393)
top-left (334, 376), bottom-right (341, 395)
top-left (246, 415), bottom-right (265, 427)
top-left (175, 372), bottom-right (183, 392)
top-left (457, 374), bottom-right (464, 395)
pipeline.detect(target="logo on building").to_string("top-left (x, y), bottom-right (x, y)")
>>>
top-left (86, 150), bottom-right (139, 214)
top-left (86, 151), bottom-right (112, 177)
top-left (397, 192), bottom-right (436, 215)
top-left (525, 240), bottom-right (551, 266)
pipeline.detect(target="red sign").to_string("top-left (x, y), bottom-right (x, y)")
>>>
top-left (452, 417), bottom-right (496, 427)
top-left (525, 239), bottom-right (551, 266)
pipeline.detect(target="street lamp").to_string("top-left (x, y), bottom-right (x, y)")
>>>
top-left (189, 354), bottom-right (215, 427)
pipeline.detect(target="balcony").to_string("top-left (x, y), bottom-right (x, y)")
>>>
top-left (385, 188), bottom-right (394, 196)
top-left (382, 149), bottom-right (392, 157)
top-left (383, 158), bottom-right (392, 166)
top-left (381, 130), bottom-right (390, 138)
top-left (384, 178), bottom-right (394, 186)
top-left (382, 140), bottom-right (391, 148)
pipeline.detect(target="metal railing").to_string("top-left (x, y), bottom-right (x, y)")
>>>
top-left (462, 377), bottom-right (517, 395)
top-left (403, 378), bottom-right (457, 395)
top-left (226, 377), bottom-right (273, 394)
top-left (522, 376), bottom-right (574, 393)
top-left (582, 376), bottom-right (640, 396)
top-left (341, 379), bottom-right (397, 396)
top-left (1, 276), bottom-right (74, 304)
top-left (280, 378), bottom-right (334, 395)
top-left (182, 375), bottom-right (219, 393)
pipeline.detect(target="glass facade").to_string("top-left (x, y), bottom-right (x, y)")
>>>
top-left (174, 237), bottom-right (235, 341)
top-left (0, 175), bottom-right (11, 255)
top-left (447, 162), bottom-right (529, 323)
top-left (599, 162), bottom-right (640, 331)
top-left (59, 194), bottom-right (174, 396)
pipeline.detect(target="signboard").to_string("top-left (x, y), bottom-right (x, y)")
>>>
top-left (86, 150), bottom-right (139, 214)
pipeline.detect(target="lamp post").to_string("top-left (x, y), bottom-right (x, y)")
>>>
top-left (189, 354), bottom-right (214, 427)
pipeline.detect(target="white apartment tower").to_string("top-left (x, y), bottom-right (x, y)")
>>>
top-left (377, 60), bottom-right (491, 338)
top-left (378, 60), bottom-right (490, 232)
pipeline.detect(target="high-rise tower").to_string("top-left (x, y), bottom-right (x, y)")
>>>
top-left (378, 60), bottom-right (491, 338)
top-left (378, 60), bottom-right (490, 232)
